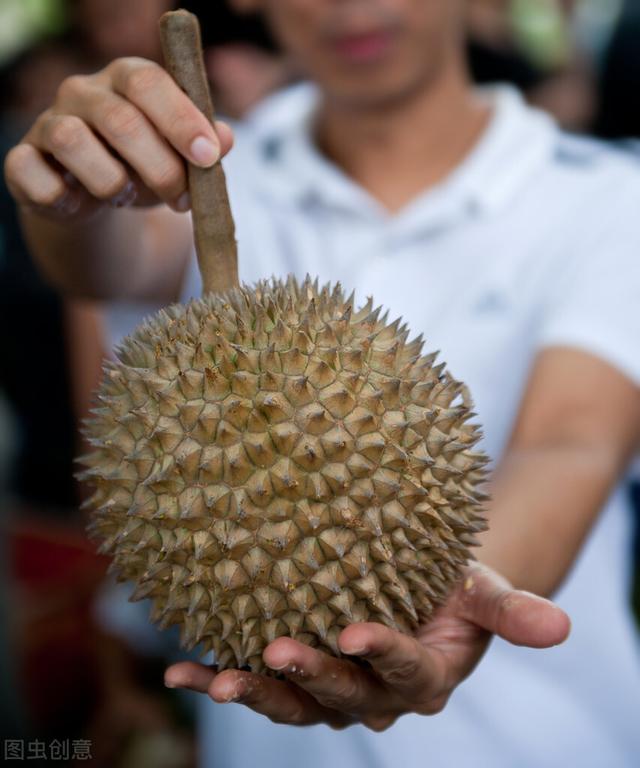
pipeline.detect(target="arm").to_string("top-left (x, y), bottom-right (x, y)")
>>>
top-left (480, 346), bottom-right (640, 596)
top-left (167, 345), bottom-right (640, 732)
top-left (3, 58), bottom-right (233, 302)
top-left (18, 205), bottom-right (193, 303)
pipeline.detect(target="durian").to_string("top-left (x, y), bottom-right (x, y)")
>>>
top-left (79, 10), bottom-right (489, 675)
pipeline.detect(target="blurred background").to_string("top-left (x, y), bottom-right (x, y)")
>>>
top-left (0, 0), bottom-right (639, 765)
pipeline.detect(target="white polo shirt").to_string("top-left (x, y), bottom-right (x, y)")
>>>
top-left (175, 83), bottom-right (640, 767)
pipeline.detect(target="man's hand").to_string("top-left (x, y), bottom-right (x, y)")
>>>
top-left (4, 57), bottom-right (234, 222)
top-left (3, 57), bottom-right (235, 302)
top-left (164, 563), bottom-right (570, 732)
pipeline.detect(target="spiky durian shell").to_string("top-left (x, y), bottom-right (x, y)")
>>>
top-left (80, 277), bottom-right (488, 674)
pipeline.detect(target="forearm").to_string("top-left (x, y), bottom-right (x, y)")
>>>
top-left (478, 441), bottom-right (627, 597)
top-left (20, 204), bottom-right (191, 303)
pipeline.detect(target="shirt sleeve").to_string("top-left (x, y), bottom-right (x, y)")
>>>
top-left (535, 176), bottom-right (640, 387)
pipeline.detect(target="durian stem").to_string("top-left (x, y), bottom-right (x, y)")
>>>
top-left (159, 10), bottom-right (239, 296)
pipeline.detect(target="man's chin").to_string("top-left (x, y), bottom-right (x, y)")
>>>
top-left (321, 78), bottom-right (435, 113)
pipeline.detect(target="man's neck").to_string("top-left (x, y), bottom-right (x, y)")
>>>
top-left (314, 64), bottom-right (492, 213)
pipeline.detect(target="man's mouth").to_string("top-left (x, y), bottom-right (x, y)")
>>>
top-left (331, 29), bottom-right (396, 64)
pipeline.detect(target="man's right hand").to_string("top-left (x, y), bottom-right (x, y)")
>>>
top-left (3, 57), bottom-right (234, 223)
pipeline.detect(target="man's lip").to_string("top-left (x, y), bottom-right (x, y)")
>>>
top-left (330, 29), bottom-right (395, 63)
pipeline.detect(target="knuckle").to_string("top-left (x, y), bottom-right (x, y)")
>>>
top-left (105, 58), bottom-right (129, 85)
top-left (3, 144), bottom-right (64, 205)
top-left (32, 185), bottom-right (65, 207)
top-left (102, 102), bottom-right (145, 141)
top-left (317, 677), bottom-right (361, 710)
top-left (268, 706), bottom-right (306, 726)
top-left (95, 172), bottom-right (128, 200)
top-left (266, 714), bottom-right (287, 725)
top-left (336, 676), bottom-right (361, 704)
top-left (107, 56), bottom-right (133, 74)
top-left (56, 74), bottom-right (87, 103)
top-left (363, 714), bottom-right (396, 733)
top-left (315, 695), bottom-right (341, 710)
top-left (109, 56), bottom-right (147, 75)
top-left (47, 115), bottom-right (85, 153)
top-left (286, 706), bottom-right (308, 726)
top-left (30, 109), bottom-right (51, 138)
top-left (166, 106), bottom-right (198, 136)
top-left (417, 694), bottom-right (449, 716)
top-left (328, 719), bottom-right (353, 731)
top-left (147, 162), bottom-right (183, 196)
top-left (123, 62), bottom-right (164, 98)
top-left (381, 659), bottom-right (420, 687)
top-left (4, 144), bottom-right (32, 180)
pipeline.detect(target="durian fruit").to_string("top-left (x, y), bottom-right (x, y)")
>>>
top-left (78, 10), bottom-right (489, 675)
top-left (80, 277), bottom-right (488, 673)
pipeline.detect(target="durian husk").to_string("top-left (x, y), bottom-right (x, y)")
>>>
top-left (79, 276), bottom-right (489, 674)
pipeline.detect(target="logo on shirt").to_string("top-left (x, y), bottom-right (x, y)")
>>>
top-left (472, 290), bottom-right (510, 315)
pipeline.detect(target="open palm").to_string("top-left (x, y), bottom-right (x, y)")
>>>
top-left (165, 563), bottom-right (570, 732)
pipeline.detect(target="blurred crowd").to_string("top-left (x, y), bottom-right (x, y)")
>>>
top-left (1, 1), bottom-right (639, 766)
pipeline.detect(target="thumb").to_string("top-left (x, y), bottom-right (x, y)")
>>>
top-left (456, 564), bottom-right (572, 649)
top-left (213, 120), bottom-right (234, 159)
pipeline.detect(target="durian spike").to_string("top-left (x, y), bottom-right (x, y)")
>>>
top-left (159, 10), bottom-right (238, 296)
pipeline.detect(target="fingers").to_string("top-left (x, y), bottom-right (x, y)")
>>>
top-left (67, 89), bottom-right (187, 206)
top-left (262, 637), bottom-right (399, 731)
top-left (3, 143), bottom-right (100, 219)
top-left (30, 113), bottom-right (133, 203)
top-left (211, 669), bottom-right (354, 729)
top-left (338, 623), bottom-right (446, 714)
top-left (494, 590), bottom-right (571, 648)
top-left (5, 143), bottom-right (67, 208)
top-left (108, 59), bottom-right (221, 167)
top-left (165, 661), bottom-right (216, 693)
top-left (55, 64), bottom-right (233, 208)
top-left (4, 60), bottom-right (236, 217)
top-left (165, 661), bottom-right (353, 729)
top-left (456, 564), bottom-right (571, 648)
top-left (214, 120), bottom-right (234, 157)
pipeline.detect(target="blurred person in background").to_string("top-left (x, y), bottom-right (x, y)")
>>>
top-left (0, 34), bottom-right (97, 749)
top-left (0, 37), bottom-right (81, 520)
top-left (0, 11), bottom-right (90, 748)
top-left (187, 0), bottom-right (292, 119)
top-left (467, 0), bottom-right (598, 130)
top-left (0, 1), bottom-right (293, 763)
top-left (0, 0), bottom-right (188, 538)
top-left (68, 0), bottom-right (175, 65)
top-left (3, 2), bottom-right (640, 768)
top-left (0, 3), bottom-right (199, 765)
top-left (595, 0), bottom-right (640, 140)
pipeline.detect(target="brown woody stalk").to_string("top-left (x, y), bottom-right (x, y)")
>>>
top-left (159, 9), bottom-right (238, 295)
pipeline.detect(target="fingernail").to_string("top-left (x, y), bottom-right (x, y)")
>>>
top-left (110, 181), bottom-right (137, 208)
top-left (190, 135), bottom-right (219, 167)
top-left (265, 659), bottom-right (291, 671)
top-left (267, 661), bottom-right (305, 676)
top-left (344, 645), bottom-right (368, 656)
top-left (173, 191), bottom-right (191, 212)
top-left (165, 680), bottom-right (177, 689)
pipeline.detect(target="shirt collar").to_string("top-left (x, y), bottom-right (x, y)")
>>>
top-left (245, 81), bottom-right (557, 231)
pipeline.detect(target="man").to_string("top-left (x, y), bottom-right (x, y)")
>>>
top-left (4, 1), bottom-right (639, 766)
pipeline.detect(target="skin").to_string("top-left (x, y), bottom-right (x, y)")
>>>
top-left (165, 563), bottom-right (570, 731)
top-left (4, 0), bottom-right (639, 733)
